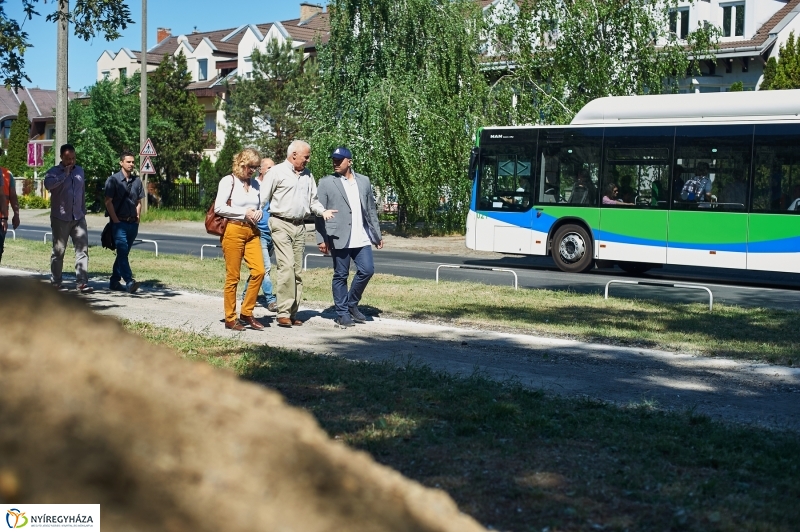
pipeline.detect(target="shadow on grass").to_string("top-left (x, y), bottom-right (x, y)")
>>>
top-left (232, 344), bottom-right (800, 532)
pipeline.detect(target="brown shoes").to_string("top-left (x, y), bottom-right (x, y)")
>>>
top-left (291, 319), bottom-right (303, 326)
top-left (225, 320), bottom-right (245, 331)
top-left (276, 317), bottom-right (292, 328)
top-left (239, 315), bottom-right (264, 330)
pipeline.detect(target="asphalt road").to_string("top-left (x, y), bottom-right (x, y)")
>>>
top-left (10, 222), bottom-right (800, 311)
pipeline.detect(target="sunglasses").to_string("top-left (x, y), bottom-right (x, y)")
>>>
top-left (332, 158), bottom-right (345, 164)
top-left (248, 165), bottom-right (260, 172)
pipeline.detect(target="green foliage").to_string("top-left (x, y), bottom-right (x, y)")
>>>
top-left (198, 155), bottom-right (218, 204)
top-left (1, 0), bottom-right (134, 87)
top-left (3, 101), bottom-right (29, 176)
top-left (760, 32), bottom-right (800, 90)
top-left (761, 57), bottom-right (778, 89)
top-left (17, 194), bottom-right (49, 209)
top-left (226, 40), bottom-right (318, 159)
top-left (214, 132), bottom-right (241, 178)
top-left (728, 81), bottom-right (744, 92)
top-left (309, 0), bottom-right (488, 232)
top-left (65, 74), bottom-right (139, 179)
top-left (489, 0), bottom-right (720, 125)
top-left (148, 51), bottom-right (205, 181)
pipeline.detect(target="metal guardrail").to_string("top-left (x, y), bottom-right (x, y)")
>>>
top-left (604, 279), bottom-right (714, 311)
top-left (133, 239), bottom-right (158, 257)
top-left (436, 264), bottom-right (519, 290)
top-left (200, 244), bottom-right (220, 260)
top-left (303, 253), bottom-right (327, 271)
top-left (7, 229), bottom-right (14, 240)
top-left (43, 232), bottom-right (51, 243)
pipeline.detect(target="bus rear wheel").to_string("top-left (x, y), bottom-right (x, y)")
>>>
top-left (552, 224), bottom-right (594, 273)
top-left (618, 262), bottom-right (653, 275)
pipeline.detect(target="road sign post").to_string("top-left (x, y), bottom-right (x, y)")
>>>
top-left (140, 138), bottom-right (157, 214)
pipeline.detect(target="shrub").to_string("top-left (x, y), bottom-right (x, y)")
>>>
top-left (18, 194), bottom-right (50, 209)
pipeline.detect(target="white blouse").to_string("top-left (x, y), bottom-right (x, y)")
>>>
top-left (214, 174), bottom-right (260, 221)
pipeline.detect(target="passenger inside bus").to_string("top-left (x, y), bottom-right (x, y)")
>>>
top-left (501, 176), bottom-right (532, 208)
top-left (671, 164), bottom-right (685, 202)
top-left (602, 182), bottom-right (633, 205)
top-left (680, 162), bottom-right (713, 202)
top-left (569, 168), bottom-right (596, 205)
top-left (788, 185), bottom-right (800, 211)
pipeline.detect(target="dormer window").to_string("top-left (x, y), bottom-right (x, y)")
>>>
top-left (119, 68), bottom-right (127, 78)
top-left (669, 8), bottom-right (690, 39)
top-left (722, 2), bottom-right (745, 37)
top-left (198, 58), bottom-right (208, 81)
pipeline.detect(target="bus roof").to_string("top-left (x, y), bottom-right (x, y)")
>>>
top-left (570, 89), bottom-right (800, 125)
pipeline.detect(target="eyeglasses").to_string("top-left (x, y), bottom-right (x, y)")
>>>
top-left (332, 158), bottom-right (345, 164)
top-left (613, 189), bottom-right (619, 193)
top-left (248, 166), bottom-right (260, 172)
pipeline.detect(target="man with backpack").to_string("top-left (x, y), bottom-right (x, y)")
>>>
top-left (0, 166), bottom-right (20, 264)
top-left (680, 162), bottom-right (713, 202)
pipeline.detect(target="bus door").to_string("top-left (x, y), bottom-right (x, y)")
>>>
top-left (598, 127), bottom-right (672, 265)
top-left (473, 130), bottom-right (538, 254)
top-left (748, 124), bottom-right (800, 273)
top-left (667, 125), bottom-right (753, 269)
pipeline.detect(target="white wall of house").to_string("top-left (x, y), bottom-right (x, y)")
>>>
top-left (96, 48), bottom-right (158, 82)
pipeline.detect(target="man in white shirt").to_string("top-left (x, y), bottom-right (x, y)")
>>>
top-left (261, 140), bottom-right (336, 327)
top-left (315, 147), bottom-right (383, 328)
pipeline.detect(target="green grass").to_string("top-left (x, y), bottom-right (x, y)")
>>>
top-left (139, 208), bottom-right (205, 223)
top-left (4, 238), bottom-right (799, 364)
top-left (129, 323), bottom-right (800, 532)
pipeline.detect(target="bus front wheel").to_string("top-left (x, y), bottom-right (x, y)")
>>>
top-left (552, 224), bottom-right (594, 273)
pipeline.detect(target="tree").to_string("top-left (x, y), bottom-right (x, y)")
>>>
top-left (309, 0), bottom-right (489, 232)
top-left (1, 0), bottom-right (133, 87)
top-left (729, 81), bottom-right (744, 91)
top-left (760, 32), bottom-right (800, 90)
top-left (214, 132), bottom-right (241, 179)
top-left (225, 40), bottom-right (318, 159)
top-left (148, 51), bottom-right (205, 181)
top-left (2, 101), bottom-right (29, 176)
top-left (198, 155), bottom-right (217, 204)
top-left (57, 74), bottom-right (140, 180)
top-left (489, 0), bottom-right (720, 125)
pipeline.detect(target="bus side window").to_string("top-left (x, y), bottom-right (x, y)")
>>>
top-left (602, 127), bottom-right (673, 209)
top-left (752, 124), bottom-right (800, 213)
top-left (536, 128), bottom-right (602, 206)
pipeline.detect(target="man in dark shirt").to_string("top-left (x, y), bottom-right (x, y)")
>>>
top-left (104, 151), bottom-right (145, 293)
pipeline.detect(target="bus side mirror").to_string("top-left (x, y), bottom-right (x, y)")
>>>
top-left (468, 147), bottom-right (479, 180)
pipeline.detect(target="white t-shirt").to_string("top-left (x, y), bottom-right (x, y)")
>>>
top-left (341, 175), bottom-right (372, 249)
top-left (214, 174), bottom-right (260, 220)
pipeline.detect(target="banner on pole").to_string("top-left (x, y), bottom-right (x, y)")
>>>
top-left (27, 142), bottom-right (43, 167)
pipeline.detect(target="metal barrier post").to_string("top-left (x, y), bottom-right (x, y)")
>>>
top-left (134, 239), bottom-right (158, 257)
top-left (7, 229), bottom-right (14, 240)
top-left (435, 264), bottom-right (518, 290)
top-left (43, 232), bottom-right (52, 243)
top-left (604, 279), bottom-right (713, 311)
top-left (303, 253), bottom-right (326, 271)
top-left (200, 244), bottom-right (220, 260)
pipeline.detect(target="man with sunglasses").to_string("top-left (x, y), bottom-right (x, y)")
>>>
top-left (104, 150), bottom-right (145, 294)
top-left (316, 147), bottom-right (383, 328)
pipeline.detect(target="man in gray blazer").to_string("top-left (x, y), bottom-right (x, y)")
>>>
top-left (316, 147), bottom-right (383, 328)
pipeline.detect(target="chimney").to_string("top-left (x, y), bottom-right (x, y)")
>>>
top-left (157, 27), bottom-right (171, 43)
top-left (299, 2), bottom-right (323, 23)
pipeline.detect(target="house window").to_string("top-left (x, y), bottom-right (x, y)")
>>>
top-left (1, 119), bottom-right (12, 139)
top-left (119, 67), bottom-right (127, 78)
top-left (722, 3), bottom-right (745, 37)
top-left (198, 59), bottom-right (208, 81)
top-left (46, 128), bottom-right (56, 140)
top-left (101, 70), bottom-right (110, 79)
top-left (669, 8), bottom-right (690, 39)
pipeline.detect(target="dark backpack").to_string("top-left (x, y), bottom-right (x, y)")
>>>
top-left (680, 177), bottom-right (705, 201)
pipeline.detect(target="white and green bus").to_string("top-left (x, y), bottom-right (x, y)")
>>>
top-left (466, 90), bottom-right (800, 274)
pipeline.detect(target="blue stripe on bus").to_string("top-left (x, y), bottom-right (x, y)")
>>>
top-left (748, 235), bottom-right (800, 253)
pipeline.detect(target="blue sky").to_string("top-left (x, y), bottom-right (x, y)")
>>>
top-left (7, 0), bottom-right (328, 92)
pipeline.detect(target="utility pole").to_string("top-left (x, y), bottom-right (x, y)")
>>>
top-left (55, 0), bottom-right (69, 165)
top-left (140, 0), bottom-right (149, 213)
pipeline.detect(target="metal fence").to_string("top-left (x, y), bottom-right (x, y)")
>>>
top-left (154, 182), bottom-right (203, 210)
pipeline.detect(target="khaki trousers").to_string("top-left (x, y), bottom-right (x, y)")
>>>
top-left (269, 216), bottom-right (305, 319)
top-left (221, 222), bottom-right (264, 323)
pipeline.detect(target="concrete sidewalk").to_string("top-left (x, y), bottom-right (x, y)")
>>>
top-left (3, 266), bottom-right (799, 432)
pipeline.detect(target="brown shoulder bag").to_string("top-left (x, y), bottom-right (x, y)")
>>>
top-left (205, 177), bottom-right (235, 237)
